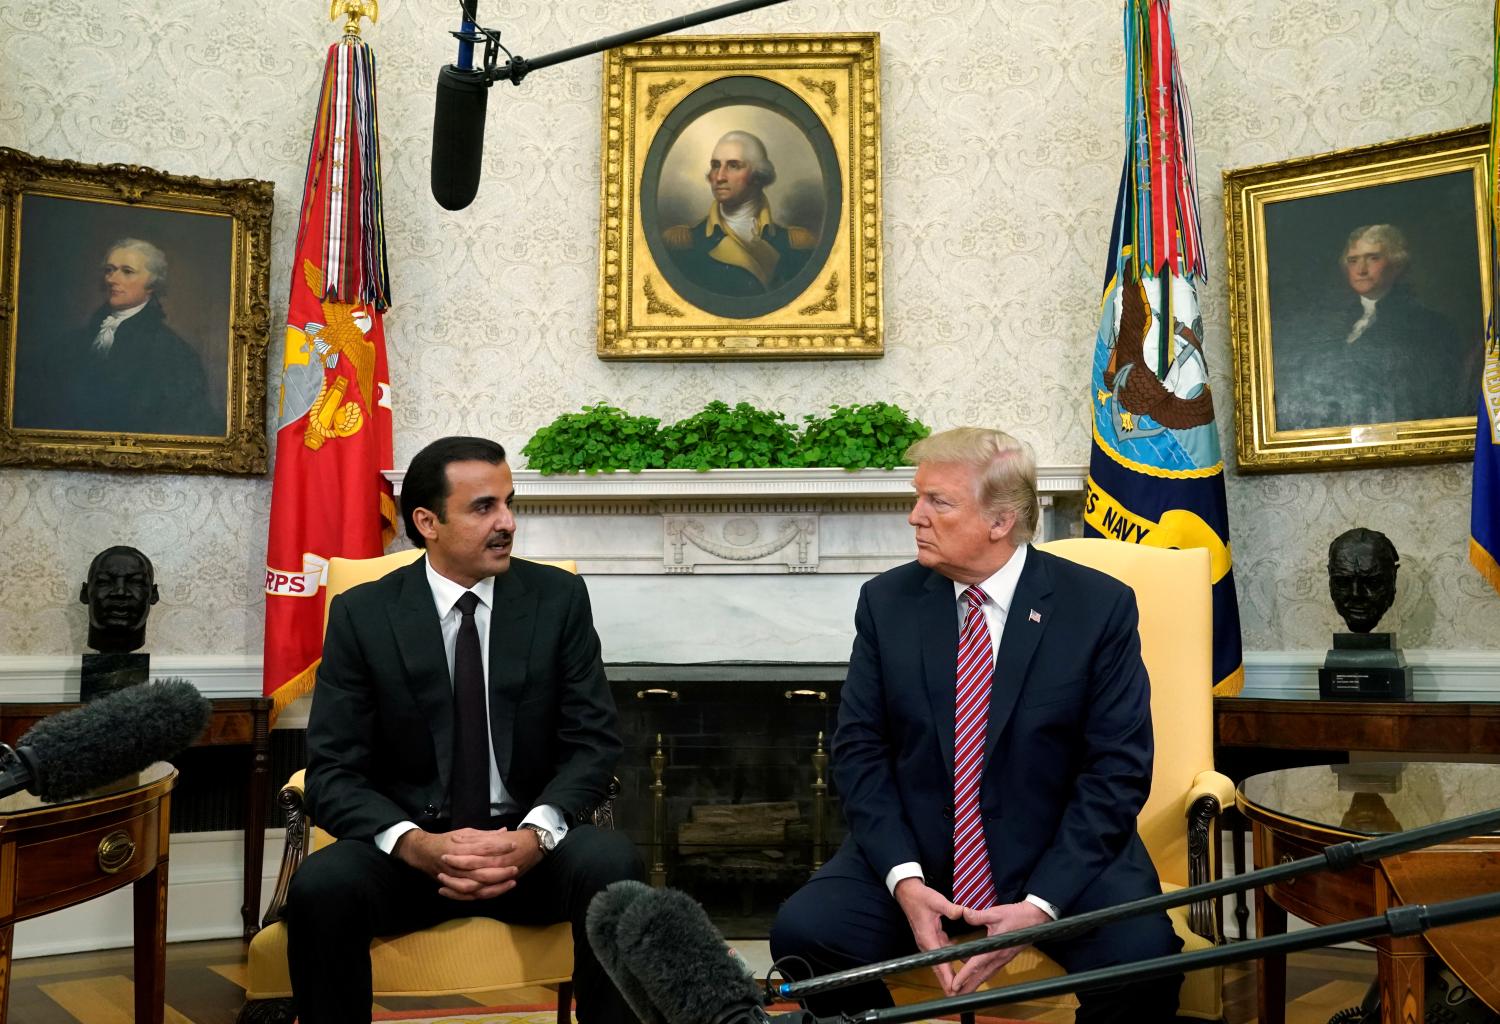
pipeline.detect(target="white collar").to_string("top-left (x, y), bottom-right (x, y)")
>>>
top-left (951, 543), bottom-right (1029, 614)
top-left (424, 556), bottom-right (494, 617)
top-left (102, 300), bottom-right (148, 323)
top-left (1358, 295), bottom-right (1378, 315)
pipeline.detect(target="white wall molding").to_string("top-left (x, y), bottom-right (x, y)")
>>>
top-left (1242, 650), bottom-right (1500, 701)
top-left (3, 651), bottom-right (1496, 703)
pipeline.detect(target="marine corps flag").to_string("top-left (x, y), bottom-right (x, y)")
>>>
top-left (1471, 0), bottom-right (1500, 596)
top-left (263, 35), bottom-right (396, 717)
top-left (1085, 0), bottom-right (1244, 693)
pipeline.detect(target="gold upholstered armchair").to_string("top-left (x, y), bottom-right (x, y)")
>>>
top-left (885, 538), bottom-right (1236, 1022)
top-left (239, 550), bottom-right (606, 1024)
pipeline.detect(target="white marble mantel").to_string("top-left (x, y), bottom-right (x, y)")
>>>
top-left (384, 466), bottom-right (1087, 663)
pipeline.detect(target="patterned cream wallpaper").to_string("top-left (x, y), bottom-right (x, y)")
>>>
top-left (0, 0), bottom-right (1496, 657)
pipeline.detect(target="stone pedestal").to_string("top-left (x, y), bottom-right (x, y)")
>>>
top-left (1318, 632), bottom-right (1410, 700)
top-left (80, 652), bottom-right (149, 701)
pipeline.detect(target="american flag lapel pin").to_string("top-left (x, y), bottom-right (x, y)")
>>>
top-left (1028, 608), bottom-right (1042, 624)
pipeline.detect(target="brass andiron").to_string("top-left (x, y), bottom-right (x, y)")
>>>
top-left (811, 730), bottom-right (828, 871)
top-left (329, 0), bottom-right (378, 39)
top-left (650, 733), bottom-right (667, 888)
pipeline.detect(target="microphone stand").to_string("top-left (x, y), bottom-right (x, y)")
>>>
top-left (777, 803), bottom-right (1500, 1000)
top-left (829, 892), bottom-right (1500, 1024)
top-left (455, 0), bottom-right (792, 86)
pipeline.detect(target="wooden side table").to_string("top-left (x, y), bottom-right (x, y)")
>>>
top-left (0, 696), bottom-right (272, 939)
top-left (0, 762), bottom-right (177, 1024)
top-left (1237, 762), bottom-right (1500, 1024)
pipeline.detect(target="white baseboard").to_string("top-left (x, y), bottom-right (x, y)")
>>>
top-left (12, 828), bottom-right (286, 958)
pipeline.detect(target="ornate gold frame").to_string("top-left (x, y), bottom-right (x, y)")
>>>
top-left (1224, 125), bottom-right (1491, 472)
top-left (597, 33), bottom-right (881, 360)
top-left (0, 148), bottom-right (272, 474)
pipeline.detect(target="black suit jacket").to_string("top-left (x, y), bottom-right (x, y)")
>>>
top-left (305, 555), bottom-right (621, 843)
top-left (830, 547), bottom-right (1158, 914)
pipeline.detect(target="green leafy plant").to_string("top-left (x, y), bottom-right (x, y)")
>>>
top-left (796, 402), bottom-right (931, 469)
top-left (658, 401), bottom-right (801, 470)
top-left (519, 403), bottom-right (665, 474)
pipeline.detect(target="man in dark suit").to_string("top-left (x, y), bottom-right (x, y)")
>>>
top-left (284, 436), bottom-right (644, 1024)
top-left (663, 130), bottom-right (816, 298)
top-left (771, 427), bottom-right (1180, 1023)
top-left (11, 238), bottom-right (221, 435)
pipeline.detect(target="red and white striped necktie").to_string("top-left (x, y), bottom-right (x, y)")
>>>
top-left (952, 584), bottom-right (997, 909)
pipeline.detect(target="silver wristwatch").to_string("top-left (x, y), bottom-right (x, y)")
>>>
top-left (520, 822), bottom-right (555, 855)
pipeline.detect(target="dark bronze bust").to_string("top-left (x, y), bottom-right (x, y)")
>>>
top-left (80, 546), bottom-right (159, 653)
top-left (1327, 528), bottom-right (1398, 634)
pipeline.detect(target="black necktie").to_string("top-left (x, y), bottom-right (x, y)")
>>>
top-left (450, 591), bottom-right (490, 829)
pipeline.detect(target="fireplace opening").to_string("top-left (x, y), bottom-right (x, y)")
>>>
top-left (608, 665), bottom-right (847, 936)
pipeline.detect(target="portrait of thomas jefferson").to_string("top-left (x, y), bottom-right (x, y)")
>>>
top-left (1269, 219), bottom-right (1482, 432)
top-left (662, 130), bottom-right (818, 299)
top-left (11, 234), bottom-right (224, 437)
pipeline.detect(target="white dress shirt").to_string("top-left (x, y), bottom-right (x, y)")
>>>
top-left (91, 300), bottom-right (147, 353)
top-left (884, 545), bottom-right (1060, 920)
top-left (374, 560), bottom-right (569, 854)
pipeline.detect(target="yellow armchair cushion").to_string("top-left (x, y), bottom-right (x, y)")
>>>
top-left (245, 917), bottom-right (574, 1001)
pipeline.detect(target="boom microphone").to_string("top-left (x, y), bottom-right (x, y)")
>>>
top-left (429, 0), bottom-right (791, 210)
top-left (586, 880), bottom-right (669, 1024)
top-left (612, 885), bottom-right (768, 1024)
top-left (0, 677), bottom-right (211, 803)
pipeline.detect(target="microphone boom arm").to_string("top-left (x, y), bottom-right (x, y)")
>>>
top-left (778, 803), bottom-right (1500, 999)
top-left (458, 0), bottom-right (791, 86)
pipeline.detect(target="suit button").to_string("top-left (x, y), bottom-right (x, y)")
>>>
top-left (942, 804), bottom-right (954, 819)
top-left (424, 804), bottom-right (438, 816)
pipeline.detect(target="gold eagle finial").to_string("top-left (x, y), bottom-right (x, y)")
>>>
top-left (330, 0), bottom-right (378, 39)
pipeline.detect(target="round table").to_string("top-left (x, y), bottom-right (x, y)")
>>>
top-left (0, 761), bottom-right (177, 1023)
top-left (1237, 761), bottom-right (1500, 1024)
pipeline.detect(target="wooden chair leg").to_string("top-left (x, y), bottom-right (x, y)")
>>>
top-left (556, 981), bottom-right (574, 1024)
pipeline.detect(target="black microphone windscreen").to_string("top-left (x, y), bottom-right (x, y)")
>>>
top-left (431, 65), bottom-right (489, 211)
top-left (19, 677), bottom-right (211, 802)
top-left (586, 880), bottom-right (668, 1024)
top-left (616, 886), bottom-right (764, 1024)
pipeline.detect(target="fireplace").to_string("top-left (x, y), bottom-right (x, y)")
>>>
top-left (608, 664), bottom-right (846, 935)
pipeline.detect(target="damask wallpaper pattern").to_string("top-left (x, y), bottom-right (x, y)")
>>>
top-left (0, 0), bottom-right (1495, 657)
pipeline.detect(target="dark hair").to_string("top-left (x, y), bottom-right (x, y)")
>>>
top-left (86, 545), bottom-right (155, 586)
top-left (1328, 527), bottom-right (1399, 570)
top-left (401, 436), bottom-right (507, 548)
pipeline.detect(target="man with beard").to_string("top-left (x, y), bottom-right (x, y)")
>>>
top-left (283, 436), bottom-right (644, 1024)
top-left (12, 238), bottom-right (221, 435)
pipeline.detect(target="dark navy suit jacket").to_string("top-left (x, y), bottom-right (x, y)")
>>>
top-left (828, 546), bottom-right (1160, 915)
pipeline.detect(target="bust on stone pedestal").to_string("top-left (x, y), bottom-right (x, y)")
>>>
top-left (1318, 528), bottom-right (1410, 700)
top-left (79, 546), bottom-right (159, 700)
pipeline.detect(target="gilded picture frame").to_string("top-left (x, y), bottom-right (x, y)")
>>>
top-left (1224, 125), bottom-right (1490, 473)
top-left (0, 148), bottom-right (273, 474)
top-left (597, 33), bottom-right (882, 360)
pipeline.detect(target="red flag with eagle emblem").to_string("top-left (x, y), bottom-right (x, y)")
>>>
top-left (263, 36), bottom-right (395, 718)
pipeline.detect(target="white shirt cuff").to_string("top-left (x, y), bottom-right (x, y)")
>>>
top-left (885, 861), bottom-right (924, 895)
top-left (1025, 893), bottom-right (1060, 920)
top-left (376, 820), bottom-right (419, 855)
top-left (521, 804), bottom-right (569, 847)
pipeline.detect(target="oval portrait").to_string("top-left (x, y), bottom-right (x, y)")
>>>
top-left (641, 75), bottom-right (842, 320)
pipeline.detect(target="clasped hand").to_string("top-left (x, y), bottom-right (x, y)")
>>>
top-left (893, 879), bottom-right (1050, 996)
top-left (394, 826), bottom-right (543, 900)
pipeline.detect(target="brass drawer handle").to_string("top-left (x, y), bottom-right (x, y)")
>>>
top-left (785, 689), bottom-right (828, 703)
top-left (635, 688), bottom-right (679, 702)
top-left (98, 830), bottom-right (137, 875)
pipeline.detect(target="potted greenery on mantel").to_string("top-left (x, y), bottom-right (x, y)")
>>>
top-left (520, 401), bottom-right (930, 474)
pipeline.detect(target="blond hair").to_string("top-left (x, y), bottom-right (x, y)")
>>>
top-left (906, 427), bottom-right (1040, 543)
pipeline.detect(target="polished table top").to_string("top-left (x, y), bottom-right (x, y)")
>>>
top-left (0, 760), bottom-right (176, 816)
top-left (1239, 761), bottom-right (1500, 837)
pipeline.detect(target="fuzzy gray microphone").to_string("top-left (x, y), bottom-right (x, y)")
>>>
top-left (612, 885), bottom-right (769, 1024)
top-left (585, 880), bottom-right (669, 1024)
top-left (0, 677), bottom-right (211, 803)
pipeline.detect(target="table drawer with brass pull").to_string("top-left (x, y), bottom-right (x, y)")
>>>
top-left (11, 808), bottom-right (161, 915)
